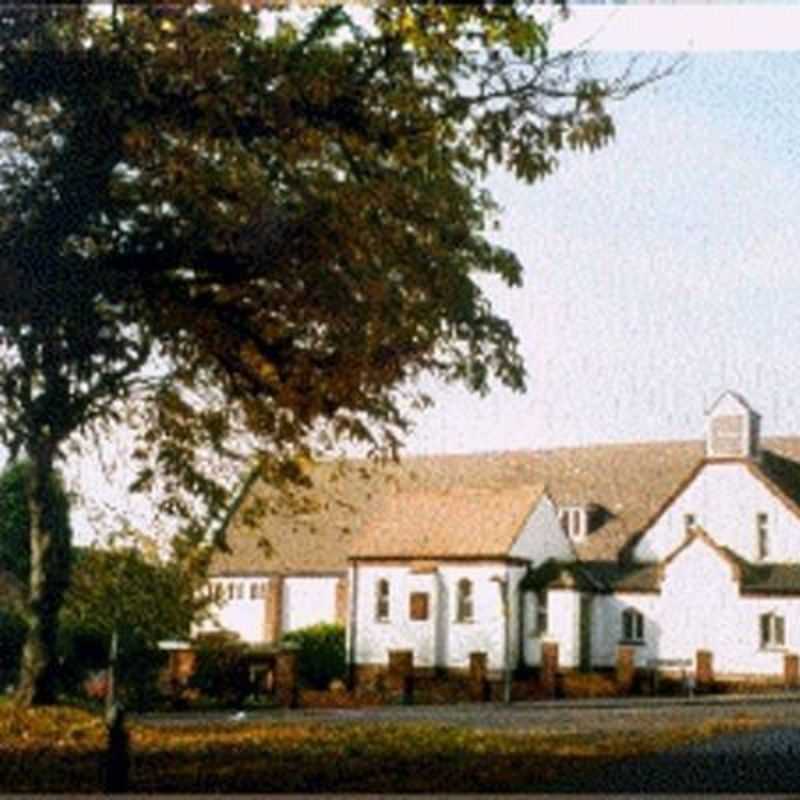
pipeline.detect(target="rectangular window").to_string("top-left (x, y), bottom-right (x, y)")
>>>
top-left (622, 608), bottom-right (644, 643)
top-left (456, 579), bottom-right (474, 623)
top-left (760, 612), bottom-right (786, 648)
top-left (559, 507), bottom-right (585, 539)
top-left (535, 590), bottom-right (548, 636)
top-left (409, 592), bottom-right (430, 621)
top-left (757, 513), bottom-right (769, 561)
top-left (684, 513), bottom-right (696, 532)
top-left (375, 579), bottom-right (390, 622)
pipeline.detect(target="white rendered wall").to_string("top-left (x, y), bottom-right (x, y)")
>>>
top-left (520, 588), bottom-right (582, 669)
top-left (282, 576), bottom-right (339, 633)
top-left (510, 495), bottom-right (575, 563)
top-left (548, 589), bottom-right (581, 668)
top-left (352, 563), bottom-right (511, 670)
top-left (592, 538), bottom-right (800, 675)
top-left (193, 577), bottom-right (269, 643)
top-left (633, 462), bottom-right (800, 563)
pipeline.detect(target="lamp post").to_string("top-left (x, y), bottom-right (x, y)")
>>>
top-left (491, 573), bottom-right (512, 704)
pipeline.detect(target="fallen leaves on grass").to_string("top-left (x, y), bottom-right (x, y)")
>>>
top-left (0, 704), bottom-right (770, 793)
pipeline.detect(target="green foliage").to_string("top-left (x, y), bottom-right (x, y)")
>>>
top-left (0, 3), bottom-right (652, 703)
top-left (0, 610), bottom-right (26, 690)
top-left (282, 623), bottom-right (345, 690)
top-left (0, 461), bottom-right (72, 597)
top-left (59, 543), bottom-right (196, 709)
top-left (188, 636), bottom-right (251, 706)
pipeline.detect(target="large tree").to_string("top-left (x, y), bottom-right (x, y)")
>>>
top-left (0, 2), bottom-right (653, 704)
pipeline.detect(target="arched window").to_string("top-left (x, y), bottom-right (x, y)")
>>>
top-left (760, 612), bottom-right (785, 649)
top-left (456, 578), bottom-right (474, 623)
top-left (621, 608), bottom-right (644, 643)
top-left (375, 579), bottom-right (390, 622)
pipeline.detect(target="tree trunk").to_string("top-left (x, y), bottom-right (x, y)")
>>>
top-left (15, 446), bottom-right (60, 706)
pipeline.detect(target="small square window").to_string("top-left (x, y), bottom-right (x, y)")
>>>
top-left (410, 592), bottom-right (429, 621)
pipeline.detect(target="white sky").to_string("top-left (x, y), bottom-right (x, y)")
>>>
top-left (404, 10), bottom-right (800, 455)
top-left (66, 7), bottom-right (800, 539)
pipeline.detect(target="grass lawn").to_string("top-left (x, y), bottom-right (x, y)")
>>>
top-left (0, 704), bottom-right (767, 793)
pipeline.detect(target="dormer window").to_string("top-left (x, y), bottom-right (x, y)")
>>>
top-left (705, 391), bottom-right (761, 460)
top-left (559, 506), bottom-right (586, 540)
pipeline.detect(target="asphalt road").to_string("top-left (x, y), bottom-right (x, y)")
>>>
top-left (545, 725), bottom-right (800, 793)
top-left (136, 692), bottom-right (800, 735)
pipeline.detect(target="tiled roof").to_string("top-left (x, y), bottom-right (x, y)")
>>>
top-left (209, 436), bottom-right (800, 576)
top-left (522, 559), bottom-right (662, 593)
top-left (349, 484), bottom-right (546, 559)
top-left (741, 563), bottom-right (800, 595)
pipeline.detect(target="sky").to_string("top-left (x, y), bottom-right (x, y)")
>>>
top-left (63, 6), bottom-right (800, 541)
top-left (402, 16), bottom-right (800, 456)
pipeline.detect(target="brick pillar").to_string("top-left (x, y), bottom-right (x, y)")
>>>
top-left (164, 648), bottom-right (196, 698)
top-left (387, 650), bottom-right (414, 704)
top-left (616, 645), bottom-right (636, 695)
top-left (785, 653), bottom-right (799, 689)
top-left (696, 649), bottom-right (714, 691)
top-left (275, 646), bottom-right (299, 708)
top-left (266, 575), bottom-right (284, 643)
top-left (469, 652), bottom-right (489, 702)
top-left (541, 641), bottom-right (559, 698)
top-left (335, 576), bottom-right (348, 625)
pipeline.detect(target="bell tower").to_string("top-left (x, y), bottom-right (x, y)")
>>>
top-left (705, 391), bottom-right (760, 460)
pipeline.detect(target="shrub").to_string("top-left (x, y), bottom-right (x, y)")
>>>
top-left (57, 621), bottom-right (108, 697)
top-left (188, 636), bottom-right (252, 706)
top-left (282, 623), bottom-right (346, 690)
top-left (57, 622), bottom-right (168, 710)
top-left (0, 610), bottom-right (26, 691)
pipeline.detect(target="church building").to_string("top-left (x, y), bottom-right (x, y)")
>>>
top-left (197, 392), bottom-right (800, 685)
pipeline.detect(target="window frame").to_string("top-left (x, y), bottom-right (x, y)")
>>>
top-left (455, 578), bottom-right (474, 623)
top-left (621, 607), bottom-right (645, 645)
top-left (375, 578), bottom-right (391, 623)
top-left (534, 589), bottom-right (548, 637)
top-left (756, 512), bottom-right (770, 561)
top-left (760, 611), bottom-right (786, 650)
top-left (559, 506), bottom-right (586, 539)
top-left (409, 591), bottom-right (430, 621)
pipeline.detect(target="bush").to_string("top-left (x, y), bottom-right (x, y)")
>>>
top-left (57, 621), bottom-right (108, 697)
top-left (57, 622), bottom-right (168, 710)
top-left (0, 610), bottom-right (26, 691)
top-left (282, 623), bottom-right (346, 691)
top-left (188, 635), bottom-right (252, 706)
